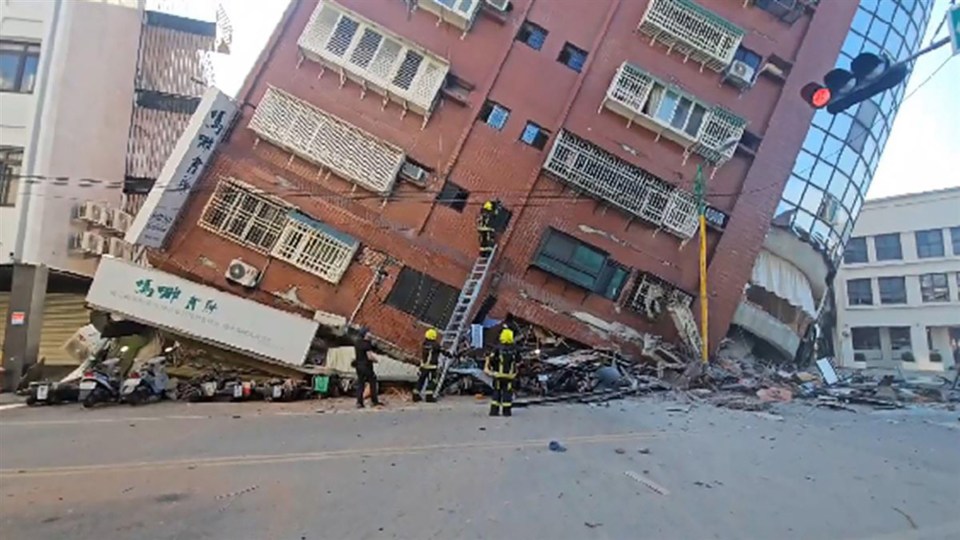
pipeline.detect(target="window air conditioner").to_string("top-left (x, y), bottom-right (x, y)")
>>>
top-left (81, 231), bottom-right (106, 255)
top-left (726, 60), bottom-right (757, 88)
top-left (225, 258), bottom-right (261, 288)
top-left (110, 208), bottom-right (132, 233)
top-left (399, 161), bottom-right (428, 186)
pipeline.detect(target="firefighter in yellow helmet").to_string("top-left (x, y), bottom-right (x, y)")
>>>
top-left (414, 328), bottom-right (442, 402)
top-left (477, 200), bottom-right (497, 256)
top-left (484, 327), bottom-right (520, 417)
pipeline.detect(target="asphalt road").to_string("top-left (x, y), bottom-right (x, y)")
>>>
top-left (1, 396), bottom-right (958, 540)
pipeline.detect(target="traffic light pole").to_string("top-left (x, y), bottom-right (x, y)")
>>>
top-left (896, 36), bottom-right (951, 66)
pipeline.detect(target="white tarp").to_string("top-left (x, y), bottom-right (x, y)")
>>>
top-left (751, 250), bottom-right (816, 317)
top-left (86, 257), bottom-right (318, 366)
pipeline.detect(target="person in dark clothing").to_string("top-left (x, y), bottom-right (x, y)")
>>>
top-left (415, 328), bottom-right (442, 403)
top-left (352, 327), bottom-right (381, 408)
top-left (484, 328), bottom-right (519, 417)
top-left (477, 200), bottom-right (497, 256)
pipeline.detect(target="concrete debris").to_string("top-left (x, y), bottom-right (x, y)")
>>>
top-left (624, 470), bottom-right (669, 496)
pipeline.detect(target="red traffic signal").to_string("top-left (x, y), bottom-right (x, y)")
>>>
top-left (801, 83), bottom-right (832, 109)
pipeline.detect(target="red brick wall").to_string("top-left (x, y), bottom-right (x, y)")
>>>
top-left (154, 0), bottom-right (856, 358)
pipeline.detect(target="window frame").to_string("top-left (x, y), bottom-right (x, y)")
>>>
top-left (888, 326), bottom-right (912, 354)
top-left (0, 40), bottom-right (41, 94)
top-left (557, 42), bottom-right (587, 72)
top-left (914, 229), bottom-right (945, 259)
top-left (877, 276), bottom-right (906, 305)
top-left (950, 226), bottom-right (960, 256)
top-left (516, 20), bottom-right (548, 50)
top-left (919, 272), bottom-right (949, 303)
top-left (270, 212), bottom-right (358, 284)
top-left (873, 233), bottom-right (902, 261)
top-left (519, 121), bottom-right (550, 150)
top-left (0, 146), bottom-right (23, 207)
top-left (851, 326), bottom-right (881, 350)
top-left (436, 181), bottom-right (469, 212)
top-left (385, 266), bottom-right (459, 328)
top-left (478, 100), bottom-right (510, 130)
top-left (843, 236), bottom-right (869, 264)
top-left (846, 278), bottom-right (873, 306)
top-left (531, 228), bottom-right (627, 301)
top-left (198, 179), bottom-right (290, 253)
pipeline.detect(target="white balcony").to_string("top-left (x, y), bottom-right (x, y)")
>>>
top-left (732, 299), bottom-right (802, 359)
top-left (248, 86), bottom-right (406, 195)
top-left (638, 0), bottom-right (745, 72)
top-left (602, 62), bottom-right (746, 165)
top-left (543, 131), bottom-right (700, 240)
top-left (416, 0), bottom-right (482, 32)
top-left (298, 1), bottom-right (450, 121)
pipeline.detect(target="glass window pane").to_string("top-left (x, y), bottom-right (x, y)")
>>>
top-left (793, 150), bottom-right (816, 178)
top-left (0, 52), bottom-right (19, 91)
top-left (851, 9), bottom-right (872, 33)
top-left (809, 160), bottom-right (833, 188)
top-left (801, 186), bottom-right (824, 214)
top-left (802, 126), bottom-right (826, 155)
top-left (782, 175), bottom-right (806, 204)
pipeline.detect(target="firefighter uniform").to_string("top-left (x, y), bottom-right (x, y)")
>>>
top-left (477, 200), bottom-right (497, 256)
top-left (484, 328), bottom-right (519, 417)
top-left (415, 328), bottom-right (442, 403)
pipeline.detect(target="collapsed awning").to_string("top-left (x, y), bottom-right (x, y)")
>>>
top-left (751, 250), bottom-right (816, 318)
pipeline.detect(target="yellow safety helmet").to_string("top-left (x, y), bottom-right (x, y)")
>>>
top-left (499, 328), bottom-right (514, 344)
top-left (425, 328), bottom-right (439, 341)
top-left (483, 201), bottom-right (494, 211)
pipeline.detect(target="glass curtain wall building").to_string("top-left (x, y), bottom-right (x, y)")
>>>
top-left (774, 0), bottom-right (933, 266)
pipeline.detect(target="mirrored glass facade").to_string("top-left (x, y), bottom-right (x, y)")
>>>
top-left (773, 0), bottom-right (933, 266)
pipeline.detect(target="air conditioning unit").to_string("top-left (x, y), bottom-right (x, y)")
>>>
top-left (95, 204), bottom-right (113, 228)
top-left (81, 231), bottom-right (106, 255)
top-left (73, 201), bottom-right (98, 222)
top-left (225, 258), bottom-right (261, 288)
top-left (485, 0), bottom-right (511, 11)
top-left (726, 60), bottom-right (757, 88)
top-left (107, 237), bottom-right (130, 259)
top-left (399, 161), bottom-right (428, 186)
top-left (67, 232), bottom-right (84, 253)
top-left (109, 208), bottom-right (132, 233)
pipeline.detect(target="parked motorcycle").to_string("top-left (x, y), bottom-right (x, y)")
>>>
top-left (26, 381), bottom-right (79, 406)
top-left (79, 347), bottom-right (126, 408)
top-left (120, 355), bottom-right (171, 406)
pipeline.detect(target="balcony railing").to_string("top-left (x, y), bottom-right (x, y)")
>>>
top-left (638, 0), bottom-right (744, 72)
top-left (602, 62), bottom-right (746, 165)
top-left (248, 86), bottom-right (406, 195)
top-left (416, 0), bottom-right (482, 32)
top-left (543, 131), bottom-right (700, 240)
top-left (298, 1), bottom-right (450, 122)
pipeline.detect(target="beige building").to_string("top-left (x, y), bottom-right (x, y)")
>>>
top-left (1, 0), bottom-right (228, 387)
top-left (834, 187), bottom-right (960, 372)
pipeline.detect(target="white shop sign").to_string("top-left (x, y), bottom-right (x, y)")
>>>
top-left (126, 87), bottom-right (239, 248)
top-left (86, 257), bottom-right (318, 366)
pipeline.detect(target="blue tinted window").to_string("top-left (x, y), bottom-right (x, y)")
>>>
top-left (876, 0), bottom-right (896, 21)
top-left (842, 33), bottom-right (865, 56)
top-left (774, 201), bottom-right (795, 221)
top-left (810, 160), bottom-right (833, 188)
top-left (827, 173), bottom-right (848, 200)
top-left (831, 114), bottom-right (853, 140)
top-left (893, 8), bottom-right (910, 33)
top-left (886, 33), bottom-right (903, 57)
top-left (794, 150), bottom-right (816, 178)
top-left (801, 185), bottom-right (824, 214)
top-left (837, 146), bottom-right (858, 175)
top-left (821, 134), bottom-right (844, 158)
top-left (868, 19), bottom-right (889, 44)
top-left (813, 109), bottom-right (832, 129)
top-left (517, 21), bottom-right (548, 50)
top-left (794, 209), bottom-right (815, 233)
top-left (802, 127), bottom-right (826, 154)
top-left (783, 175), bottom-right (806, 204)
top-left (843, 180), bottom-right (859, 208)
top-left (904, 24), bottom-right (918, 48)
top-left (851, 159), bottom-right (869, 189)
top-left (852, 9), bottom-right (872, 33)
top-left (557, 43), bottom-right (587, 72)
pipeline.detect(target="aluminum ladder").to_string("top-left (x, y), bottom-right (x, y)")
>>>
top-left (668, 302), bottom-right (703, 359)
top-left (436, 244), bottom-right (498, 394)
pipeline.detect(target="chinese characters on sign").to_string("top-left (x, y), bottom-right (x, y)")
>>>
top-left (135, 279), bottom-right (218, 315)
top-left (126, 88), bottom-right (239, 249)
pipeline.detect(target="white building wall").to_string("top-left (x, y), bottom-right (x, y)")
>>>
top-left (834, 187), bottom-right (960, 372)
top-left (2, 0), bottom-right (143, 274)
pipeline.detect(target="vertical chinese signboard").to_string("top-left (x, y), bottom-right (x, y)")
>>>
top-left (126, 87), bottom-right (239, 248)
top-left (86, 257), bottom-right (319, 366)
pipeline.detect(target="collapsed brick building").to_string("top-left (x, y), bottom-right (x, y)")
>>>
top-left (145, 0), bottom-right (856, 358)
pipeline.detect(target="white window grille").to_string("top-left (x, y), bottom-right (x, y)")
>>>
top-left (199, 178), bottom-right (290, 253)
top-left (626, 272), bottom-right (692, 316)
top-left (602, 62), bottom-right (747, 165)
top-left (249, 86), bottom-right (406, 195)
top-left (416, 0), bottom-right (482, 32)
top-left (298, 1), bottom-right (451, 119)
top-left (543, 130), bottom-right (700, 240)
top-left (271, 212), bottom-right (359, 284)
top-left (638, 0), bottom-right (745, 72)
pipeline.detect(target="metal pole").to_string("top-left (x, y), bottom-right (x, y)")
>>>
top-left (694, 164), bottom-right (708, 364)
top-left (893, 36), bottom-right (950, 67)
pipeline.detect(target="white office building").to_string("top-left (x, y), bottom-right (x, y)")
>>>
top-left (834, 187), bottom-right (960, 372)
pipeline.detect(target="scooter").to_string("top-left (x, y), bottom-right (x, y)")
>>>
top-left (26, 381), bottom-right (79, 406)
top-left (79, 347), bottom-right (126, 408)
top-left (120, 355), bottom-right (170, 406)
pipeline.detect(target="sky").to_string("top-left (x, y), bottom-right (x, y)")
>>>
top-left (211, 0), bottom-right (959, 201)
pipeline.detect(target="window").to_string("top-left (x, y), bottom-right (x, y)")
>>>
top-left (199, 179), bottom-right (288, 253)
top-left (271, 212), bottom-right (358, 284)
top-left (874, 233), bottom-right (902, 260)
top-left (889, 327), bottom-right (912, 355)
top-left (516, 20), bottom-right (548, 50)
top-left (846, 278), bottom-right (873, 306)
top-left (877, 276), bottom-right (906, 304)
top-left (851, 327), bottom-right (881, 350)
top-left (641, 83), bottom-right (709, 138)
top-left (520, 121), bottom-right (550, 150)
top-left (950, 226), bottom-right (960, 255)
top-left (436, 181), bottom-right (469, 212)
top-left (843, 237), bottom-right (868, 264)
top-left (478, 100), bottom-right (510, 130)
top-left (0, 41), bottom-right (40, 93)
top-left (386, 267), bottom-right (458, 327)
top-left (919, 273), bottom-right (949, 303)
top-left (915, 229), bottom-right (944, 258)
top-left (557, 42), bottom-right (587, 72)
top-left (732, 46), bottom-right (763, 70)
top-left (531, 229), bottom-right (628, 300)
top-left (0, 147), bottom-right (23, 207)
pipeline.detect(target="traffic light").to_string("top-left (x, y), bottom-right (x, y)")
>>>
top-left (801, 53), bottom-right (908, 114)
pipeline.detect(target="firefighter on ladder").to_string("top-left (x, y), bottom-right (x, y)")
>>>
top-left (477, 200), bottom-right (498, 256)
top-left (414, 328), bottom-right (442, 403)
top-left (484, 327), bottom-right (519, 417)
